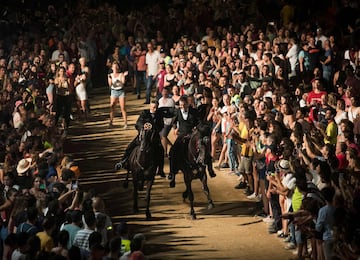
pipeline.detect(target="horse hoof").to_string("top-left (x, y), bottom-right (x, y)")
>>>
top-left (209, 171), bottom-right (216, 178)
top-left (146, 213), bottom-right (152, 220)
top-left (208, 203), bottom-right (215, 210)
top-left (191, 214), bottom-right (197, 220)
top-left (169, 181), bottom-right (176, 188)
top-left (123, 182), bottom-right (129, 189)
top-left (182, 192), bottom-right (188, 200)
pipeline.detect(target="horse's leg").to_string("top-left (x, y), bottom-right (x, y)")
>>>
top-left (168, 153), bottom-right (177, 188)
top-left (201, 170), bottom-right (214, 209)
top-left (206, 152), bottom-right (216, 178)
top-left (132, 178), bottom-right (139, 214)
top-left (123, 170), bottom-right (129, 189)
top-left (184, 171), bottom-right (196, 219)
top-left (156, 144), bottom-right (166, 178)
top-left (168, 142), bottom-right (179, 187)
top-left (145, 176), bottom-right (154, 220)
top-left (182, 171), bottom-right (188, 201)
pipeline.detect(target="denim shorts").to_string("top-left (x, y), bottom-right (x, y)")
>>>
top-left (258, 167), bottom-right (266, 180)
top-left (111, 88), bottom-right (125, 98)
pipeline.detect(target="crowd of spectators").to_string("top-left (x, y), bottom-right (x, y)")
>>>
top-left (0, 0), bottom-right (359, 259)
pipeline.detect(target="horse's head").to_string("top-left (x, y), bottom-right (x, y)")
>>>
top-left (196, 135), bottom-right (210, 166)
top-left (189, 128), bottom-right (209, 167)
top-left (139, 122), bottom-right (155, 153)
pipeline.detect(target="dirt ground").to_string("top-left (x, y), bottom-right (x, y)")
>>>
top-left (64, 88), bottom-right (293, 260)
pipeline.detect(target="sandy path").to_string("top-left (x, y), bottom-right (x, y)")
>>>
top-left (64, 88), bottom-right (293, 259)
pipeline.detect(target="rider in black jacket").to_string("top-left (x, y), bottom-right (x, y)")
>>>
top-left (168, 96), bottom-right (216, 182)
top-left (115, 100), bottom-right (165, 176)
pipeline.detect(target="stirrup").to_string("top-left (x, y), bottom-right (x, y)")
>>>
top-left (115, 159), bottom-right (126, 170)
top-left (115, 162), bottom-right (123, 170)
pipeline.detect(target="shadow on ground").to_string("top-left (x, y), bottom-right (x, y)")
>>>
top-left (63, 88), bottom-right (284, 260)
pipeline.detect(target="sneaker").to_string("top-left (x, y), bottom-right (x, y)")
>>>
top-left (70, 114), bottom-right (74, 120)
top-left (255, 194), bottom-right (262, 202)
top-left (268, 225), bottom-right (277, 234)
top-left (285, 243), bottom-right (296, 250)
top-left (243, 187), bottom-right (252, 196)
top-left (277, 230), bottom-right (284, 236)
top-left (234, 182), bottom-right (247, 189)
top-left (227, 171), bottom-right (235, 176)
top-left (220, 162), bottom-right (229, 168)
top-left (278, 233), bottom-right (288, 238)
top-left (249, 194), bottom-right (261, 202)
top-left (237, 174), bottom-right (244, 181)
top-left (247, 193), bottom-right (258, 199)
top-left (263, 216), bottom-right (274, 223)
top-left (283, 236), bottom-right (292, 243)
top-left (255, 212), bottom-right (267, 218)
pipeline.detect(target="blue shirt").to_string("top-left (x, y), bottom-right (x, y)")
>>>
top-left (315, 204), bottom-right (335, 241)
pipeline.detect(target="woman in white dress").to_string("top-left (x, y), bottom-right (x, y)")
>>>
top-left (75, 57), bottom-right (89, 119)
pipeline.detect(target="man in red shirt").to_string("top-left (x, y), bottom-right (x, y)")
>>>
top-left (306, 78), bottom-right (327, 106)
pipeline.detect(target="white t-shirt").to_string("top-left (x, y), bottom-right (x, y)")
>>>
top-left (286, 44), bottom-right (298, 72)
top-left (146, 51), bottom-right (160, 76)
top-left (51, 50), bottom-right (70, 62)
top-left (282, 173), bottom-right (296, 212)
top-left (315, 35), bottom-right (328, 49)
top-left (159, 97), bottom-right (175, 125)
top-left (13, 112), bottom-right (22, 129)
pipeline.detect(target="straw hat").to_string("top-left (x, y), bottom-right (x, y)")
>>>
top-left (16, 158), bottom-right (32, 174)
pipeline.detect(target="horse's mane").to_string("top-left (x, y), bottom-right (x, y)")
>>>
top-left (128, 127), bottom-right (157, 173)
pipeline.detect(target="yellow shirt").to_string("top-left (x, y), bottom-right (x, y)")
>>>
top-left (292, 187), bottom-right (303, 212)
top-left (37, 231), bottom-right (54, 252)
top-left (325, 121), bottom-right (337, 145)
top-left (238, 123), bottom-right (253, 157)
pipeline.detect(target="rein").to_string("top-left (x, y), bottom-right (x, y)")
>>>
top-left (136, 125), bottom-right (154, 170)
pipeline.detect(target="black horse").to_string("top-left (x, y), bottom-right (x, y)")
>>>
top-left (123, 122), bottom-right (161, 220)
top-left (169, 125), bottom-right (214, 219)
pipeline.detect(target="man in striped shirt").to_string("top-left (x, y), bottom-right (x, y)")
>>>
top-left (73, 211), bottom-right (96, 251)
